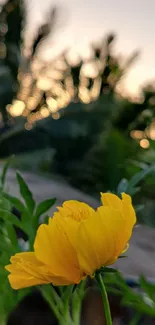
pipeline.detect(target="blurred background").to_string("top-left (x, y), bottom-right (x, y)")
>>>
top-left (1, 0), bottom-right (155, 324)
top-left (1, 0), bottom-right (155, 225)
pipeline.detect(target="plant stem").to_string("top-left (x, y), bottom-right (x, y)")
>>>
top-left (96, 273), bottom-right (112, 325)
top-left (72, 291), bottom-right (82, 325)
top-left (39, 286), bottom-right (65, 325)
top-left (39, 285), bottom-right (73, 325)
top-left (72, 281), bottom-right (85, 325)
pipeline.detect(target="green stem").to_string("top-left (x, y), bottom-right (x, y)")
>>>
top-left (72, 291), bottom-right (81, 325)
top-left (50, 286), bottom-right (64, 312)
top-left (39, 285), bottom-right (73, 325)
top-left (96, 273), bottom-right (113, 325)
top-left (129, 313), bottom-right (141, 325)
top-left (72, 281), bottom-right (85, 325)
top-left (63, 287), bottom-right (73, 325)
top-left (39, 286), bottom-right (62, 322)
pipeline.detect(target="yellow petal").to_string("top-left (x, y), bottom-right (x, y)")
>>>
top-left (34, 217), bottom-right (82, 284)
top-left (55, 200), bottom-right (94, 222)
top-left (98, 202), bottom-right (135, 262)
top-left (5, 252), bottom-right (75, 289)
top-left (76, 207), bottom-right (116, 274)
top-left (122, 193), bottom-right (136, 224)
top-left (122, 192), bottom-right (132, 205)
top-left (115, 193), bottom-right (136, 258)
top-left (76, 205), bottom-right (135, 275)
top-left (100, 192), bottom-right (122, 210)
top-left (5, 252), bottom-right (51, 289)
top-left (100, 192), bottom-right (136, 257)
top-left (7, 274), bottom-right (44, 290)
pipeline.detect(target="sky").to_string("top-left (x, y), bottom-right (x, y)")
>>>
top-left (1, 0), bottom-right (155, 96)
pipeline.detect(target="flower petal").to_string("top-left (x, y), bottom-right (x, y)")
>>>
top-left (122, 193), bottom-right (136, 224)
top-left (5, 252), bottom-right (51, 289)
top-left (55, 200), bottom-right (94, 222)
top-left (100, 192), bottom-right (122, 210)
top-left (34, 217), bottom-right (82, 284)
top-left (5, 252), bottom-right (74, 289)
top-left (98, 201), bottom-right (136, 262)
top-left (76, 205), bottom-right (135, 275)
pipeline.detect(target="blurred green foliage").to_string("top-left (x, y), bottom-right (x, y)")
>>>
top-left (104, 272), bottom-right (155, 324)
top-left (0, 161), bottom-right (56, 323)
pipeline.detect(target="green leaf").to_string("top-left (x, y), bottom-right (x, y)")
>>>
top-left (139, 276), bottom-right (155, 300)
top-left (0, 209), bottom-right (21, 228)
top-left (129, 187), bottom-right (140, 196)
top-left (127, 165), bottom-right (155, 194)
top-left (6, 224), bottom-right (18, 248)
top-left (43, 215), bottom-right (50, 225)
top-left (0, 238), bottom-right (13, 254)
top-left (117, 178), bottom-right (128, 196)
top-left (16, 172), bottom-right (35, 215)
top-left (1, 156), bottom-right (14, 189)
top-left (35, 198), bottom-right (56, 221)
top-left (21, 210), bottom-right (34, 236)
top-left (3, 193), bottom-right (34, 236)
top-left (135, 204), bottom-right (144, 213)
top-left (0, 197), bottom-right (11, 211)
top-left (129, 313), bottom-right (141, 325)
top-left (4, 193), bottom-right (26, 213)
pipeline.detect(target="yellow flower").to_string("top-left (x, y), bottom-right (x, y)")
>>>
top-left (5, 193), bottom-right (136, 289)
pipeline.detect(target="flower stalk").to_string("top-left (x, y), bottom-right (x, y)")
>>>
top-left (72, 281), bottom-right (85, 325)
top-left (40, 284), bottom-right (84, 325)
top-left (39, 285), bottom-right (66, 325)
top-left (96, 273), bottom-right (112, 325)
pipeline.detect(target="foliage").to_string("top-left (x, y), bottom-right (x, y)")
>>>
top-left (0, 161), bottom-right (56, 322)
top-left (104, 272), bottom-right (155, 323)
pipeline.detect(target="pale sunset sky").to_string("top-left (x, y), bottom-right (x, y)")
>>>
top-left (1, 0), bottom-right (155, 96)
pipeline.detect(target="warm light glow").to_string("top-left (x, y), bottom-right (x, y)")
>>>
top-left (140, 139), bottom-right (150, 149)
top-left (18, 73), bottom-right (32, 87)
top-left (37, 78), bottom-right (52, 91)
top-left (79, 86), bottom-right (91, 104)
top-left (149, 128), bottom-right (155, 140)
top-left (54, 59), bottom-right (68, 71)
top-left (46, 69), bottom-right (63, 80)
top-left (8, 100), bottom-right (25, 117)
top-left (25, 122), bottom-right (33, 130)
top-left (31, 60), bottom-right (44, 75)
top-left (81, 62), bottom-right (98, 78)
top-left (51, 84), bottom-right (64, 97)
top-left (90, 77), bottom-right (101, 100)
top-left (27, 97), bottom-right (38, 111)
top-left (147, 121), bottom-right (155, 140)
top-left (66, 51), bottom-right (81, 67)
top-left (46, 97), bottom-right (58, 112)
top-left (130, 130), bottom-right (144, 140)
top-left (40, 107), bottom-right (50, 118)
top-left (5, 38), bottom-right (142, 124)
top-left (52, 112), bottom-right (60, 120)
top-left (22, 109), bottom-right (29, 117)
